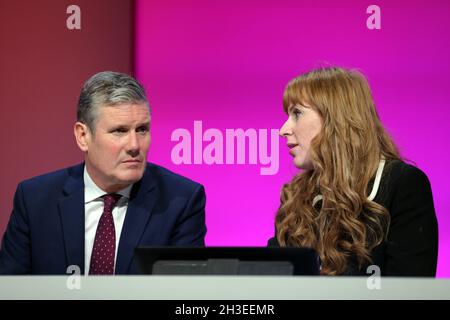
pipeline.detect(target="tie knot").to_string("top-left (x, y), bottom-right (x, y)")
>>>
top-left (103, 193), bottom-right (121, 211)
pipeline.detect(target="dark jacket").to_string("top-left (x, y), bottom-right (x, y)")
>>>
top-left (268, 160), bottom-right (439, 276)
top-left (0, 162), bottom-right (207, 274)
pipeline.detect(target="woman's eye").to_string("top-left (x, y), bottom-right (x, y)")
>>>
top-left (293, 109), bottom-right (302, 119)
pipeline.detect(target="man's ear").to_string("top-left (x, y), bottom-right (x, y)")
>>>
top-left (74, 122), bottom-right (91, 152)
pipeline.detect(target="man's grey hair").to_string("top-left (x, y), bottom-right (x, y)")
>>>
top-left (77, 71), bottom-right (149, 132)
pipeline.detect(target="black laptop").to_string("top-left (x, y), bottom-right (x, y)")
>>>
top-left (134, 247), bottom-right (320, 275)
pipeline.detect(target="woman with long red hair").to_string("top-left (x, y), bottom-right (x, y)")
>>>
top-left (270, 67), bottom-right (438, 276)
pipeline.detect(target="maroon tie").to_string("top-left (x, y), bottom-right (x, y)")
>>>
top-left (89, 194), bottom-right (121, 275)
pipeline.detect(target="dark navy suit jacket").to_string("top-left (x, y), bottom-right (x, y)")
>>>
top-left (0, 162), bottom-right (206, 274)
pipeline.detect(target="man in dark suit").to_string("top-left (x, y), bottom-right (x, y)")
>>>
top-left (0, 71), bottom-right (206, 275)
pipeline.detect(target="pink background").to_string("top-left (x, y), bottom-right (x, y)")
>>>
top-left (135, 0), bottom-right (450, 276)
top-left (0, 0), bottom-right (134, 247)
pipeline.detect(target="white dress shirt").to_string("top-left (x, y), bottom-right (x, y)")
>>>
top-left (84, 167), bottom-right (133, 275)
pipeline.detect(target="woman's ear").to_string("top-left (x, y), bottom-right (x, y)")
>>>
top-left (74, 122), bottom-right (91, 152)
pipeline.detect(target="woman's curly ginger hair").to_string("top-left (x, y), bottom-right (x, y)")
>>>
top-left (276, 67), bottom-right (401, 275)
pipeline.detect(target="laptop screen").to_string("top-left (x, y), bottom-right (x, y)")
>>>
top-left (134, 247), bottom-right (320, 275)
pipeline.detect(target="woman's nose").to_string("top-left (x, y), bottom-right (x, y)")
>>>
top-left (279, 120), bottom-right (292, 137)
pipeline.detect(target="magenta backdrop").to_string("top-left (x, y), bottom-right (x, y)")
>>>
top-left (135, 0), bottom-right (450, 277)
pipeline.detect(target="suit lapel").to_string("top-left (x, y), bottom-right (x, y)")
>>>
top-left (115, 166), bottom-right (157, 274)
top-left (58, 164), bottom-right (85, 274)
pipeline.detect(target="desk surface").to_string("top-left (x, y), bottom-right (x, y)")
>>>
top-left (0, 276), bottom-right (449, 299)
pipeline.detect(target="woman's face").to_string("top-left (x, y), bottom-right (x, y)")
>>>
top-left (280, 103), bottom-right (322, 170)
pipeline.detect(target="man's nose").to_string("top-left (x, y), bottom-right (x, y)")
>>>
top-left (126, 132), bottom-right (140, 155)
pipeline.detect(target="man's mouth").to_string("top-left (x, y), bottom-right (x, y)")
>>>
top-left (123, 159), bottom-right (141, 163)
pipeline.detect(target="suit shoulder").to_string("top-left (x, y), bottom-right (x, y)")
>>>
top-left (18, 163), bottom-right (83, 191)
top-left (145, 163), bottom-right (203, 191)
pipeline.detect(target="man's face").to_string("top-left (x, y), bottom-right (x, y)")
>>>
top-left (81, 103), bottom-right (151, 192)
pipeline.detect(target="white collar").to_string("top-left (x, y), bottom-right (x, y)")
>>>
top-left (367, 158), bottom-right (386, 201)
top-left (83, 166), bottom-right (133, 204)
top-left (312, 158), bottom-right (386, 207)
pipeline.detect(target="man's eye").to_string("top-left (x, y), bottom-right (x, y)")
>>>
top-left (137, 126), bottom-right (149, 133)
top-left (113, 128), bottom-right (127, 133)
